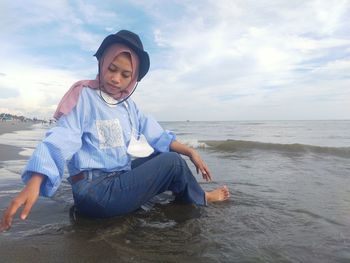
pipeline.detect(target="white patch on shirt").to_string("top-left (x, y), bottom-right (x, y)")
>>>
top-left (96, 119), bottom-right (125, 149)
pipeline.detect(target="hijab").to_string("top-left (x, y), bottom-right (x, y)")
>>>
top-left (53, 43), bottom-right (139, 120)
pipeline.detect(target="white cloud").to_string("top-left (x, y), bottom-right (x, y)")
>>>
top-left (0, 61), bottom-right (80, 119)
top-left (0, 0), bottom-right (349, 120)
top-left (131, 0), bottom-right (350, 120)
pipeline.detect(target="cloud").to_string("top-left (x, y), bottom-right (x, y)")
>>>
top-left (0, 0), bottom-right (349, 120)
top-left (0, 87), bottom-right (19, 98)
top-left (129, 0), bottom-right (350, 120)
top-left (0, 60), bottom-right (80, 118)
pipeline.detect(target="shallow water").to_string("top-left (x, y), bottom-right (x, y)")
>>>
top-left (0, 121), bottom-right (349, 262)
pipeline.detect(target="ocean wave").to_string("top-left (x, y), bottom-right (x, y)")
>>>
top-left (202, 139), bottom-right (350, 158)
top-left (179, 139), bottom-right (208, 149)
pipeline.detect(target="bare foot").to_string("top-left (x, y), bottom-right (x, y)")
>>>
top-left (205, 185), bottom-right (230, 202)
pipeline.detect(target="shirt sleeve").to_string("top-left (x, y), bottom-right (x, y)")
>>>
top-left (132, 101), bottom-right (176, 153)
top-left (21, 95), bottom-right (87, 197)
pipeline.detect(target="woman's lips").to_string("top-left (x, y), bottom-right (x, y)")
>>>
top-left (107, 84), bottom-right (122, 90)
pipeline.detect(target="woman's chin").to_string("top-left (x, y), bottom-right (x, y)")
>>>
top-left (103, 86), bottom-right (121, 94)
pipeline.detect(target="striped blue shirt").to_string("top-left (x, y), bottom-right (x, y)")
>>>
top-left (22, 88), bottom-right (176, 197)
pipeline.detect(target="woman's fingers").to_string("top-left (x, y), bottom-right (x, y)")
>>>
top-left (1, 185), bottom-right (39, 231)
top-left (1, 174), bottom-right (42, 231)
top-left (198, 164), bottom-right (212, 181)
top-left (201, 167), bottom-right (212, 182)
top-left (21, 196), bottom-right (37, 220)
top-left (0, 210), bottom-right (11, 232)
top-left (190, 151), bottom-right (213, 181)
top-left (205, 172), bottom-right (212, 181)
top-left (201, 163), bottom-right (212, 181)
top-left (0, 198), bottom-right (23, 231)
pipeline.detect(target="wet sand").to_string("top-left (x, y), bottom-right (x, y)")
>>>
top-left (0, 121), bottom-right (34, 163)
top-left (0, 121), bottom-right (34, 136)
top-left (0, 121), bottom-right (63, 263)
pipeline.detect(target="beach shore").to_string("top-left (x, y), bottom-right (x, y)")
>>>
top-left (0, 121), bottom-right (35, 136)
top-left (0, 120), bottom-right (349, 262)
top-left (0, 121), bottom-right (35, 163)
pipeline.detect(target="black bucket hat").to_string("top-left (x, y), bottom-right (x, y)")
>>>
top-left (94, 30), bottom-right (150, 81)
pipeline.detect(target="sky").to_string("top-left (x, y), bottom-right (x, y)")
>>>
top-left (0, 0), bottom-right (349, 121)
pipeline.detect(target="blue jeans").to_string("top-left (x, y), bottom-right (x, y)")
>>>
top-left (68, 152), bottom-right (206, 218)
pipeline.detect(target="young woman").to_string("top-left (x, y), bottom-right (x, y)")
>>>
top-left (1, 30), bottom-right (229, 230)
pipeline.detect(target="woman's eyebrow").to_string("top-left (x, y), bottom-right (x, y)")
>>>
top-left (110, 63), bottom-right (132, 73)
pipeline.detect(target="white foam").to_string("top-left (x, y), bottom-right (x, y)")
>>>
top-left (177, 138), bottom-right (209, 149)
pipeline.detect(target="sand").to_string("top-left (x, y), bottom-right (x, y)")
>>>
top-left (0, 121), bottom-right (35, 136)
top-left (0, 121), bottom-right (35, 163)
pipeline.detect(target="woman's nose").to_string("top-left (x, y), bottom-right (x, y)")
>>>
top-left (111, 73), bottom-right (121, 84)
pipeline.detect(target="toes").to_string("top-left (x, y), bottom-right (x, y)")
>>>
top-left (207, 186), bottom-right (230, 202)
top-left (221, 186), bottom-right (230, 200)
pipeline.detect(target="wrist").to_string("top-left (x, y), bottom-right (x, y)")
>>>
top-left (188, 148), bottom-right (196, 158)
top-left (28, 173), bottom-right (45, 187)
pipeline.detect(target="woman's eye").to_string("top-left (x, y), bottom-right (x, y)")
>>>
top-left (122, 74), bottom-right (131, 78)
top-left (108, 67), bottom-right (117, 72)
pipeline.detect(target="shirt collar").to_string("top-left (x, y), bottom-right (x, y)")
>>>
top-left (96, 90), bottom-right (118, 107)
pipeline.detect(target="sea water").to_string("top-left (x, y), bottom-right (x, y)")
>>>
top-left (0, 121), bottom-right (349, 262)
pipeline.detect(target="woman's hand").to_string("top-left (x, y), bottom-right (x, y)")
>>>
top-left (189, 149), bottom-right (212, 182)
top-left (170, 140), bottom-right (212, 181)
top-left (0, 174), bottom-right (44, 232)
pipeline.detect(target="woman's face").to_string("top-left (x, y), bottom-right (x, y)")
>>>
top-left (102, 52), bottom-right (133, 96)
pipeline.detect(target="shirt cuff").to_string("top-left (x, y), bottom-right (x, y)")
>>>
top-left (21, 142), bottom-right (64, 197)
top-left (153, 130), bottom-right (176, 152)
top-left (22, 170), bottom-right (60, 197)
